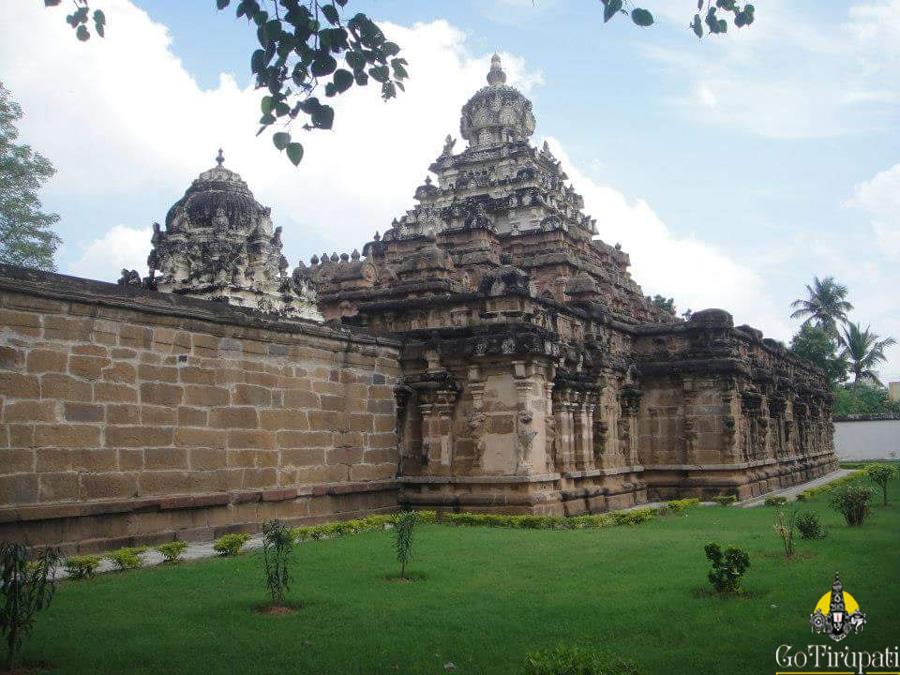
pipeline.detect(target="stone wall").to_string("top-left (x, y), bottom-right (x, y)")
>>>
top-left (0, 266), bottom-right (401, 553)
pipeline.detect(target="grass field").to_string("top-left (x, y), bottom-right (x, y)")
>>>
top-left (23, 473), bottom-right (900, 674)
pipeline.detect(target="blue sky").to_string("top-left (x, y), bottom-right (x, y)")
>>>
top-left (3, 0), bottom-right (899, 381)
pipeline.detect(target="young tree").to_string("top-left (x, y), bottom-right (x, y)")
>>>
top-left (0, 543), bottom-right (60, 673)
top-left (790, 276), bottom-right (854, 338)
top-left (392, 511), bottom-right (417, 581)
top-left (838, 323), bottom-right (896, 389)
top-left (866, 464), bottom-right (896, 507)
top-left (43, 1), bottom-right (756, 167)
top-left (262, 519), bottom-right (293, 607)
top-left (789, 325), bottom-right (848, 388)
top-left (0, 83), bottom-right (61, 271)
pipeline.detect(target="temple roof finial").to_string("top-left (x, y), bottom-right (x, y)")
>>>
top-left (487, 53), bottom-right (506, 86)
top-left (216, 148), bottom-right (225, 167)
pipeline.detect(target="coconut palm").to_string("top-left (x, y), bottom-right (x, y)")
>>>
top-left (790, 276), bottom-right (854, 336)
top-left (838, 322), bottom-right (897, 388)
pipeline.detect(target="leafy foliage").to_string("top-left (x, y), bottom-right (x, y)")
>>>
top-left (704, 542), bottom-right (750, 594)
top-left (838, 322), bottom-right (896, 388)
top-left (828, 484), bottom-right (873, 527)
top-left (772, 509), bottom-right (796, 558)
top-left (523, 644), bottom-right (642, 675)
top-left (713, 495), bottom-right (737, 506)
top-left (764, 495), bottom-right (787, 507)
top-left (213, 533), bottom-right (251, 557)
top-left (651, 295), bottom-right (676, 316)
top-left (866, 463), bottom-right (896, 507)
top-left (63, 555), bottom-right (102, 580)
top-left (0, 543), bottom-right (60, 672)
top-left (789, 325), bottom-right (848, 388)
top-left (44, 1), bottom-right (757, 166)
top-left (832, 383), bottom-right (900, 416)
top-left (262, 519), bottom-right (293, 607)
top-left (105, 547), bottom-right (143, 570)
top-left (790, 276), bottom-right (854, 338)
top-left (0, 82), bottom-right (61, 271)
top-left (795, 511), bottom-right (826, 540)
top-left (392, 511), bottom-right (417, 580)
top-left (155, 541), bottom-right (188, 564)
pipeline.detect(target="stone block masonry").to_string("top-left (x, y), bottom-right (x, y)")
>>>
top-left (0, 265), bottom-right (401, 554)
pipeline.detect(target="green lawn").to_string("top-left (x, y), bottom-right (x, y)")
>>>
top-left (26, 476), bottom-right (900, 675)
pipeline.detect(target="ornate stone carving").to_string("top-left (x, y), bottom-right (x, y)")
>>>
top-left (144, 151), bottom-right (322, 322)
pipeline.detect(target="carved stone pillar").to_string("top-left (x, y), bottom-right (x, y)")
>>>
top-left (466, 365), bottom-right (487, 471)
top-left (512, 360), bottom-right (538, 475)
top-left (544, 380), bottom-right (556, 472)
top-left (619, 384), bottom-right (642, 467)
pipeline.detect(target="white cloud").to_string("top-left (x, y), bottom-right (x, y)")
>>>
top-left (545, 138), bottom-right (790, 337)
top-left (68, 225), bottom-right (152, 280)
top-left (645, 2), bottom-right (900, 139)
top-left (845, 164), bottom-right (900, 261)
top-left (0, 0), bottom-right (853, 348)
top-left (2, 1), bottom-right (543, 276)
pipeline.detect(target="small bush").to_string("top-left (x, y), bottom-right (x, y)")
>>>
top-left (796, 511), bottom-right (826, 540)
top-left (705, 542), bottom-right (750, 594)
top-left (713, 495), bottom-right (737, 507)
top-left (262, 519), bottom-right (292, 607)
top-left (866, 463), bottom-right (897, 506)
top-left (0, 543), bottom-right (61, 672)
top-left (668, 498), bottom-right (700, 513)
top-left (828, 485), bottom-right (873, 527)
top-left (795, 490), bottom-right (812, 502)
top-left (524, 645), bottom-right (642, 675)
top-left (392, 511), bottom-right (418, 580)
top-left (772, 509), bottom-right (796, 558)
top-left (764, 496), bottom-right (788, 507)
top-left (213, 533), bottom-right (251, 556)
top-left (105, 547), bottom-right (142, 570)
top-left (63, 555), bottom-right (102, 580)
top-left (155, 541), bottom-right (187, 563)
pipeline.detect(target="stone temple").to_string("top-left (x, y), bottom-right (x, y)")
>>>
top-left (0, 56), bottom-right (836, 551)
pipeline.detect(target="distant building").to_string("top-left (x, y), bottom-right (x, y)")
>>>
top-left (890, 381), bottom-right (900, 402)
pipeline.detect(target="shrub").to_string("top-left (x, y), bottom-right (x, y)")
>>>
top-left (866, 463), bottom-right (897, 506)
top-left (213, 533), bottom-right (251, 556)
top-left (668, 498), bottom-right (700, 513)
top-left (796, 511), bottom-right (826, 540)
top-left (828, 485), bottom-right (873, 527)
top-left (105, 547), bottom-right (143, 570)
top-left (705, 542), bottom-right (750, 594)
top-left (63, 555), bottom-right (102, 580)
top-left (0, 543), bottom-right (61, 672)
top-left (609, 508), bottom-right (656, 526)
top-left (713, 495), bottom-right (737, 507)
top-left (524, 645), bottom-right (642, 675)
top-left (764, 496), bottom-right (787, 507)
top-left (392, 511), bottom-right (418, 580)
top-left (795, 490), bottom-right (812, 502)
top-left (772, 509), bottom-right (796, 558)
top-left (262, 519), bottom-right (293, 607)
top-left (155, 541), bottom-right (187, 564)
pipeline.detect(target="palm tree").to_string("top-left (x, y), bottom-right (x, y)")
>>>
top-left (790, 276), bottom-right (854, 336)
top-left (838, 322), bottom-right (897, 388)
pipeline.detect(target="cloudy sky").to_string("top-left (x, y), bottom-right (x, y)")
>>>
top-left (3, 0), bottom-right (899, 382)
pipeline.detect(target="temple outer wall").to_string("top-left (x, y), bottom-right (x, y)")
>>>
top-left (0, 266), bottom-right (402, 554)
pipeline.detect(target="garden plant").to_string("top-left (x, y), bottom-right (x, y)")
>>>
top-left (261, 519), bottom-right (293, 609)
top-left (0, 543), bottom-right (60, 672)
top-left (828, 484), bottom-right (873, 526)
top-left (866, 463), bottom-right (896, 506)
top-left (392, 511), bottom-right (418, 581)
top-left (704, 542), bottom-right (750, 594)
